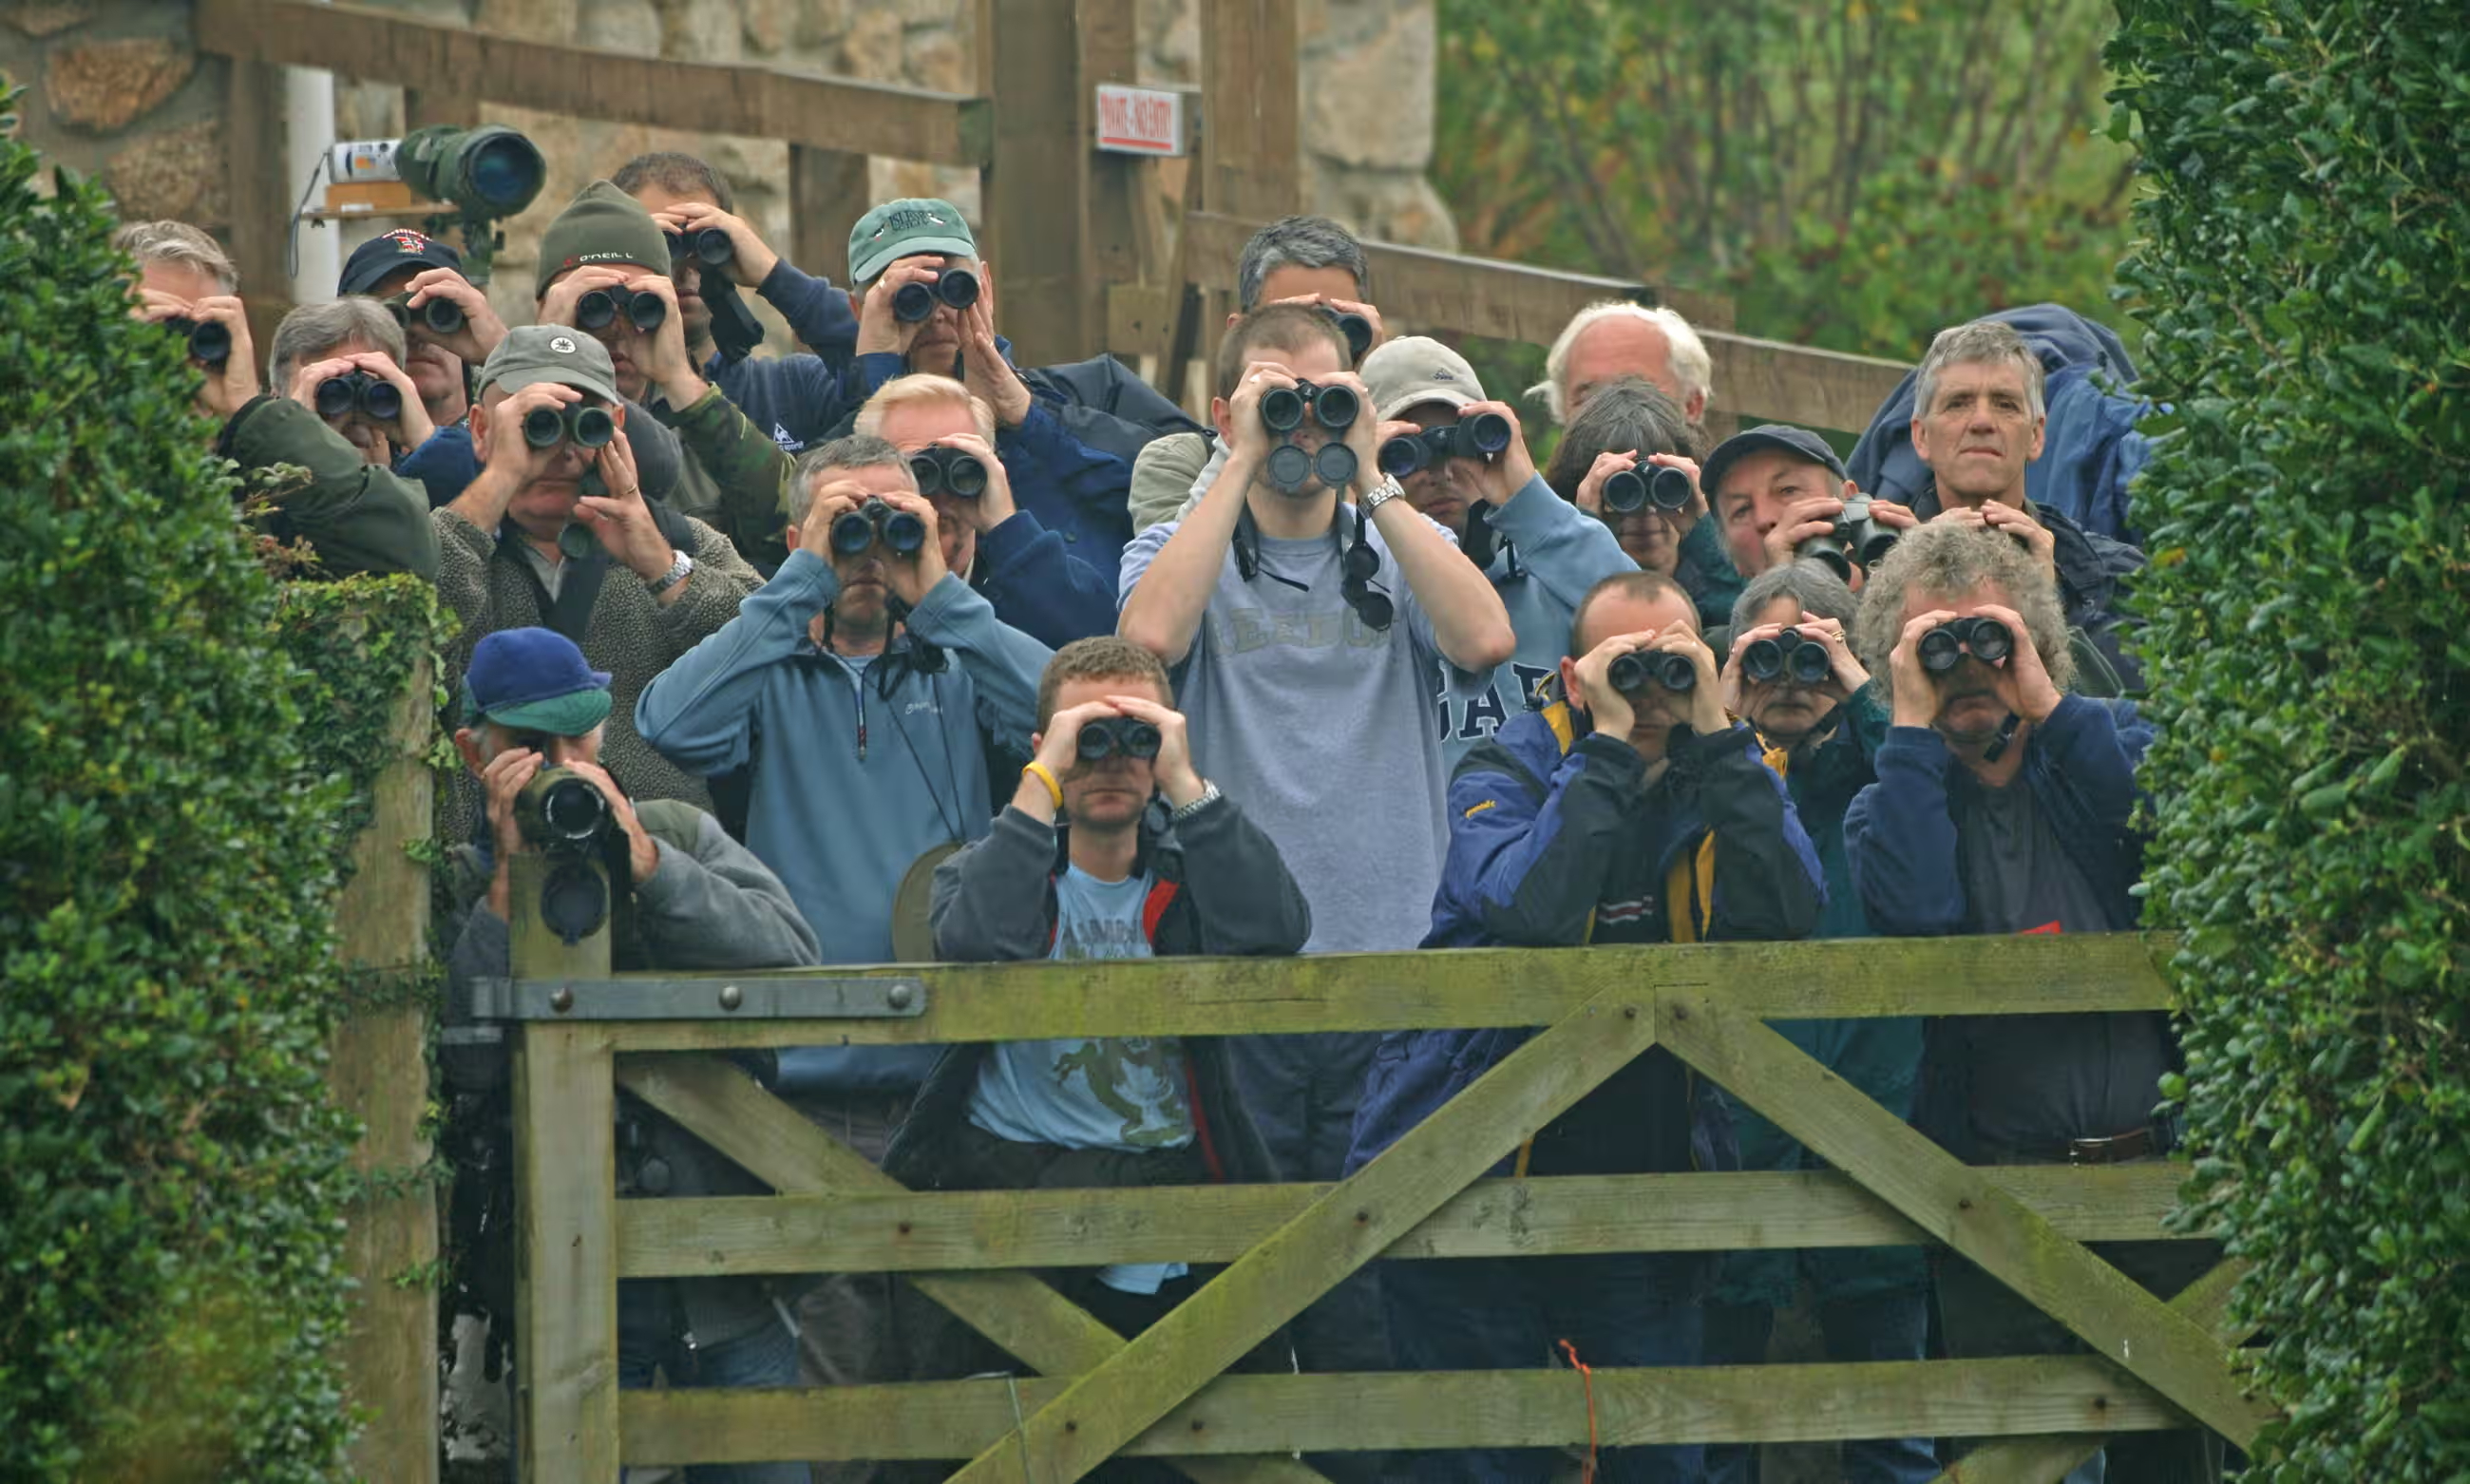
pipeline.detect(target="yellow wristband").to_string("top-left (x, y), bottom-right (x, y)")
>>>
top-left (1022, 761), bottom-right (1063, 811)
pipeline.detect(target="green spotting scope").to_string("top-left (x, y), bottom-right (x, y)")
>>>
top-left (395, 124), bottom-right (547, 284)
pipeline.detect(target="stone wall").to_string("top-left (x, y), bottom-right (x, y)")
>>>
top-left (7, 0), bottom-right (1451, 327)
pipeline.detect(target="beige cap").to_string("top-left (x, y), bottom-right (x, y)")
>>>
top-left (1360, 334), bottom-right (1488, 421)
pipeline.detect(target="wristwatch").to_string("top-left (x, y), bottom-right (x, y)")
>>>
top-left (1168, 779), bottom-right (1223, 824)
top-left (1358, 475), bottom-right (1405, 521)
top-left (646, 549), bottom-right (695, 596)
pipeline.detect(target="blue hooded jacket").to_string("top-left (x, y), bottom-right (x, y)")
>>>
top-left (1345, 700), bottom-right (1823, 1183)
top-left (1846, 303), bottom-right (2154, 545)
top-left (635, 549), bottom-right (1053, 1094)
top-left (703, 259), bottom-right (864, 455)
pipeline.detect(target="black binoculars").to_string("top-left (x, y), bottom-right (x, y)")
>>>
top-left (1607, 649), bottom-right (1697, 695)
top-left (1075, 716), bottom-right (1162, 763)
top-left (1740, 628), bottom-right (1835, 687)
top-left (516, 766), bottom-right (613, 851)
top-left (1918, 616), bottom-right (2014, 674)
top-left (909, 445), bottom-right (989, 499)
top-left (314, 370), bottom-right (404, 423)
top-left (167, 315), bottom-right (231, 367)
top-left (576, 287), bottom-right (667, 334)
top-left (893, 266), bottom-right (979, 323)
top-left (668, 226), bottom-right (733, 269)
top-left (385, 291), bottom-right (466, 337)
top-left (1320, 305), bottom-right (1374, 363)
top-left (1262, 380), bottom-right (1361, 492)
top-left (1378, 411), bottom-right (1512, 477)
top-left (1796, 499), bottom-right (1900, 581)
top-left (522, 403), bottom-right (616, 451)
top-left (831, 497), bottom-right (927, 557)
top-left (1603, 460), bottom-right (1694, 515)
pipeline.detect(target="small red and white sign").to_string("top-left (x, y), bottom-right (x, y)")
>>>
top-left (1095, 85), bottom-right (1188, 157)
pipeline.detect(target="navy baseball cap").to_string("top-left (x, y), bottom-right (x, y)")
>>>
top-left (339, 227), bottom-right (465, 296)
top-left (1700, 425), bottom-right (1849, 504)
top-left (462, 628), bottom-right (613, 735)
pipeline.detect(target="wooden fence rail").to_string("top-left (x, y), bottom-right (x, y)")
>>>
top-left (490, 857), bottom-right (2266, 1484)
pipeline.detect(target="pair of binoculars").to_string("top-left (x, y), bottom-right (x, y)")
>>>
top-left (1796, 499), bottom-right (1900, 580)
top-left (893, 266), bottom-right (979, 323)
top-left (1076, 716), bottom-right (1161, 763)
top-left (1740, 628), bottom-right (1835, 687)
top-left (1320, 305), bottom-right (1374, 363)
top-left (1604, 460), bottom-right (1694, 515)
top-left (1608, 649), bottom-right (1698, 695)
top-left (1919, 616), bottom-right (2013, 674)
top-left (314, 370), bottom-right (405, 423)
top-left (909, 445), bottom-right (988, 499)
top-left (667, 226), bottom-right (733, 270)
top-left (522, 403), bottom-right (616, 451)
top-left (831, 497), bottom-right (927, 557)
top-left (384, 291), bottom-right (466, 336)
top-left (1262, 380), bottom-right (1361, 493)
top-left (166, 315), bottom-right (232, 367)
top-left (577, 287), bottom-right (667, 334)
top-left (1377, 410), bottom-right (1513, 477)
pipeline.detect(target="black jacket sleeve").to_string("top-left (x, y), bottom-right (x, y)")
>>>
top-left (1164, 795), bottom-right (1311, 956)
top-left (1681, 723), bottom-right (1826, 942)
top-left (929, 806), bottom-right (1061, 962)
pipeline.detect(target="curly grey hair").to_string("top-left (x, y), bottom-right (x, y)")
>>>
top-left (1913, 319), bottom-right (2046, 422)
top-left (1852, 521), bottom-right (2075, 709)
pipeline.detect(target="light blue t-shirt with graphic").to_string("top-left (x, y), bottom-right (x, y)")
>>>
top-left (967, 864), bottom-right (1194, 1293)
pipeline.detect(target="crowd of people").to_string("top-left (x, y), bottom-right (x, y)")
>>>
top-left (122, 161), bottom-right (2202, 1484)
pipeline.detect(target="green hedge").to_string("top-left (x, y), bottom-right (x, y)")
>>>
top-left (2110, 4), bottom-right (2469, 1475)
top-left (0, 89), bottom-right (436, 1477)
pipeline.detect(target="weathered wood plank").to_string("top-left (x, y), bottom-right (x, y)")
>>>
top-left (193, 0), bottom-right (989, 165)
top-left (946, 987), bottom-right (1662, 1484)
top-left (1200, 0), bottom-right (1300, 219)
top-left (613, 1164), bottom-right (2195, 1278)
top-left (592, 932), bottom-right (2178, 1052)
top-left (513, 1021), bottom-right (619, 1484)
top-left (983, 0), bottom-right (1095, 364)
top-left (622, 1356), bottom-right (2185, 1463)
top-left (1659, 998), bottom-right (2273, 1447)
top-left (788, 146), bottom-right (870, 319)
top-left (613, 1055), bottom-right (1326, 1484)
top-left (332, 658), bottom-right (438, 1483)
top-left (1929, 1259), bottom-right (2252, 1484)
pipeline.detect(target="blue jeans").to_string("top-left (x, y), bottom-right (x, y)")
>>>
top-left (1700, 1287), bottom-right (1938, 1484)
top-left (617, 1280), bottom-right (807, 1484)
top-left (1382, 1252), bottom-right (1709, 1483)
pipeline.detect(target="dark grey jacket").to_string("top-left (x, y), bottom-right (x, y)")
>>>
top-left (445, 798), bottom-right (821, 1348)
top-left (883, 794), bottom-right (1310, 1190)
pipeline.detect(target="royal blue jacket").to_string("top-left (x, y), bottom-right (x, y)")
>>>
top-left (1345, 697), bottom-right (1822, 1182)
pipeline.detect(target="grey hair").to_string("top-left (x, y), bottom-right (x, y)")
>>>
top-left (1542, 376), bottom-right (1700, 501)
top-left (268, 297), bottom-right (407, 391)
top-left (1730, 561), bottom-right (1858, 637)
top-left (1235, 215), bottom-right (1370, 312)
top-left (1528, 301), bottom-right (1715, 425)
top-left (792, 432), bottom-right (913, 521)
top-left (111, 219), bottom-right (238, 294)
top-left (1852, 521), bottom-right (2075, 711)
top-left (1913, 319), bottom-right (2046, 422)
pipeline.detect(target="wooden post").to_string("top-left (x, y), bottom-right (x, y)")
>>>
top-left (332, 659), bottom-right (438, 1482)
top-left (224, 55), bottom-right (292, 352)
top-left (510, 854), bottom-right (619, 1484)
top-left (982, 0), bottom-right (1098, 365)
top-left (1200, 0), bottom-right (1301, 219)
top-left (789, 145), bottom-right (870, 329)
top-left (1078, 0), bottom-right (1141, 357)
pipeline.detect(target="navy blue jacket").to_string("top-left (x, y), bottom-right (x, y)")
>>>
top-left (971, 504), bottom-right (1119, 649)
top-left (1345, 697), bottom-right (1822, 1184)
top-left (703, 259), bottom-right (864, 455)
top-left (1843, 693), bottom-right (2152, 940)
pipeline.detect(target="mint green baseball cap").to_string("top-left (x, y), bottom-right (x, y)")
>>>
top-left (847, 198), bottom-right (978, 284)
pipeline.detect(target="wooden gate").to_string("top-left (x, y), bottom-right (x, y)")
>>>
top-left (488, 849), bottom-right (2268, 1483)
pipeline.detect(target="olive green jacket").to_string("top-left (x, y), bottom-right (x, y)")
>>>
top-left (218, 394), bottom-right (440, 581)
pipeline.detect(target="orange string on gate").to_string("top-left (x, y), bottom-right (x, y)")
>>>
top-left (1557, 1338), bottom-right (1599, 1484)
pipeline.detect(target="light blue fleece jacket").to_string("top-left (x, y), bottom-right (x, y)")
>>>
top-left (635, 548), bottom-right (1052, 1094)
top-left (1436, 475), bottom-right (1640, 771)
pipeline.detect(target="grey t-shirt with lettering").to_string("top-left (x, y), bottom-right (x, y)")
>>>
top-left (1120, 509), bottom-right (1451, 953)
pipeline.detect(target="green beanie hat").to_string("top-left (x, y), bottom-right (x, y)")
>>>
top-left (534, 180), bottom-right (670, 300)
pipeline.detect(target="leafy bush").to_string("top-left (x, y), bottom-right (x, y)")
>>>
top-left (0, 89), bottom-right (380, 1478)
top-left (2111, 4), bottom-right (2470, 1476)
